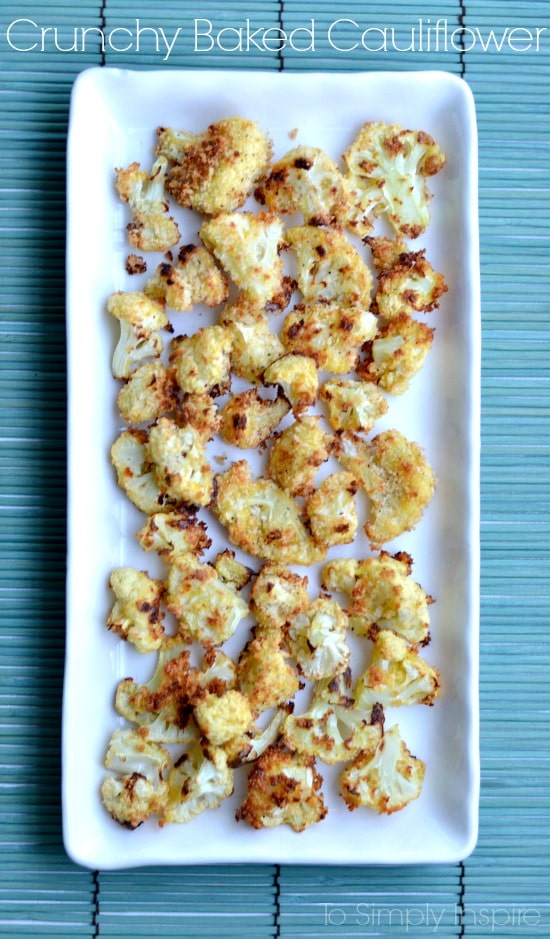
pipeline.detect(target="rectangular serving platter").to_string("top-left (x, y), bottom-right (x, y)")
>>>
top-left (63, 67), bottom-right (480, 869)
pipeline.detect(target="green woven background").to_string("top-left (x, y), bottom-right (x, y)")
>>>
top-left (1, 0), bottom-right (549, 935)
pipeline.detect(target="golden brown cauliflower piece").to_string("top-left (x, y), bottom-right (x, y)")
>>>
top-left (285, 225), bottom-right (373, 305)
top-left (115, 639), bottom-right (195, 744)
top-left (147, 416), bottom-right (214, 507)
top-left (320, 558), bottom-right (359, 596)
top-left (107, 291), bottom-right (168, 380)
top-left (354, 629), bottom-right (441, 709)
top-left (179, 393), bottom-right (221, 442)
top-left (319, 379), bottom-right (388, 434)
top-left (158, 117), bottom-right (272, 215)
top-left (111, 428), bottom-right (175, 515)
top-left (267, 417), bottom-right (335, 498)
top-left (358, 314), bottom-right (435, 395)
top-left (144, 244), bottom-right (228, 312)
top-left (170, 325), bottom-right (232, 396)
top-left (101, 729), bottom-right (170, 828)
top-left (281, 301), bottom-right (377, 374)
top-left (237, 626), bottom-right (299, 715)
top-left (220, 295), bottom-right (285, 384)
top-left (340, 724), bottom-right (425, 814)
top-left (250, 563), bottom-right (309, 630)
top-left (305, 472), bottom-right (359, 548)
top-left (117, 361), bottom-right (179, 424)
top-left (255, 145), bottom-right (349, 226)
top-left (115, 157), bottom-right (180, 252)
top-left (162, 731), bottom-right (234, 824)
top-left (345, 551), bottom-right (433, 645)
top-left (165, 553), bottom-right (249, 647)
top-left (338, 430), bottom-right (437, 546)
top-left (365, 235), bottom-right (410, 273)
top-left (194, 690), bottom-right (254, 747)
top-left (262, 353), bottom-right (319, 417)
top-left (343, 122), bottom-right (446, 239)
top-left (213, 550), bottom-right (253, 590)
top-left (236, 744), bottom-right (327, 832)
top-left (213, 460), bottom-right (326, 566)
top-left (283, 675), bottom-right (383, 765)
top-left (287, 597), bottom-right (350, 682)
top-left (107, 567), bottom-right (165, 653)
top-left (219, 389), bottom-right (290, 449)
top-left (201, 211), bottom-right (284, 304)
top-left (371, 248), bottom-right (448, 319)
top-left (136, 511), bottom-right (211, 563)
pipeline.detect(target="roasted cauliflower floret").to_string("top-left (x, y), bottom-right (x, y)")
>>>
top-left (255, 146), bottom-right (349, 227)
top-left (201, 211), bottom-right (284, 304)
top-left (179, 393), bottom-right (220, 442)
top-left (320, 558), bottom-right (359, 596)
top-left (262, 353), bottom-right (319, 416)
top-left (345, 551), bottom-right (433, 645)
top-left (147, 416), bottom-right (214, 507)
top-left (338, 430), bottom-right (437, 546)
top-left (107, 291), bottom-right (168, 379)
top-left (194, 690), bottom-right (254, 747)
top-left (158, 117), bottom-right (271, 215)
top-left (237, 626), bottom-right (300, 715)
top-left (287, 597), bottom-right (350, 682)
top-left (107, 567), bottom-right (165, 653)
top-left (220, 295), bottom-right (285, 384)
top-left (305, 472), bottom-right (359, 548)
top-left (170, 325), bottom-right (232, 396)
top-left (165, 553), bottom-right (249, 647)
top-left (250, 563), bottom-right (309, 630)
top-left (236, 744), bottom-right (327, 832)
top-left (144, 244), bottom-right (229, 312)
top-left (340, 724), bottom-right (425, 814)
top-left (101, 728), bottom-right (170, 828)
top-left (213, 550), bottom-right (252, 590)
top-left (117, 361), bottom-right (179, 424)
top-left (162, 732), bottom-right (234, 824)
top-left (224, 706), bottom-right (290, 767)
top-left (365, 235), bottom-right (410, 273)
top-left (111, 428), bottom-right (174, 515)
top-left (354, 629), bottom-right (441, 709)
top-left (219, 389), bottom-right (290, 449)
top-left (372, 248), bottom-right (448, 319)
top-left (115, 639), bottom-right (194, 743)
top-left (213, 460), bottom-right (326, 566)
top-left (343, 121), bottom-right (446, 239)
top-left (136, 511), bottom-right (211, 563)
top-left (319, 379), bottom-right (388, 434)
top-left (267, 417), bottom-right (335, 498)
top-left (115, 157), bottom-right (180, 251)
top-left (281, 301), bottom-right (377, 374)
top-left (358, 314), bottom-right (435, 395)
top-left (283, 677), bottom-right (383, 765)
top-left (285, 225), bottom-right (373, 305)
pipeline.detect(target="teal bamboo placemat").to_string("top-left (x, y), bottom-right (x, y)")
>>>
top-left (1, 0), bottom-right (549, 935)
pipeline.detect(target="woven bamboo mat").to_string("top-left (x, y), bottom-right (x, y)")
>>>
top-left (1, 0), bottom-right (549, 935)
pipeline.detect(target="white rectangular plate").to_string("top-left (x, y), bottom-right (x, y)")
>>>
top-left (64, 67), bottom-right (480, 869)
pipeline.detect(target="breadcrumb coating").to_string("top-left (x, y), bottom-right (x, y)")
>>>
top-left (237, 626), bottom-right (300, 715)
top-left (213, 460), bottom-right (326, 566)
top-left (250, 563), bottom-right (309, 630)
top-left (201, 211), bottom-right (284, 304)
top-left (338, 430), bottom-right (436, 546)
top-left (159, 117), bottom-right (272, 215)
top-left (358, 313), bottom-right (435, 395)
top-left (236, 744), bottom-right (327, 831)
top-left (219, 389), bottom-right (290, 449)
top-left (305, 472), bottom-right (359, 548)
top-left (267, 416), bottom-right (335, 498)
top-left (144, 244), bottom-right (228, 312)
top-left (319, 379), bottom-right (388, 434)
top-left (255, 145), bottom-right (349, 227)
top-left (281, 301), bottom-right (376, 374)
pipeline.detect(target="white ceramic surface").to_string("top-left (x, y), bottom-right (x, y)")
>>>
top-left (64, 67), bottom-right (480, 869)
